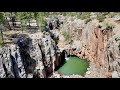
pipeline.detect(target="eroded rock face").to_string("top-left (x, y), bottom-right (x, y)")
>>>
top-left (0, 45), bottom-right (26, 78)
top-left (60, 18), bottom-right (120, 78)
top-left (106, 33), bottom-right (120, 75)
top-left (40, 32), bottom-right (61, 76)
top-left (1, 16), bottom-right (120, 78)
top-left (0, 31), bottom-right (61, 78)
top-left (29, 39), bottom-right (46, 78)
top-left (18, 32), bottom-right (61, 78)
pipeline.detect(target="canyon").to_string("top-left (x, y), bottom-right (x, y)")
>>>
top-left (0, 15), bottom-right (120, 78)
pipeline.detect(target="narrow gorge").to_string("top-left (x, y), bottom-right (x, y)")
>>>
top-left (0, 13), bottom-right (120, 78)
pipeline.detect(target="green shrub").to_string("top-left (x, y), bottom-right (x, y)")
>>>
top-left (85, 18), bottom-right (91, 24)
top-left (52, 35), bottom-right (59, 45)
top-left (0, 33), bottom-right (2, 41)
top-left (97, 12), bottom-right (111, 22)
top-left (103, 22), bottom-right (115, 30)
top-left (80, 12), bottom-right (91, 20)
top-left (62, 31), bottom-right (72, 42)
top-left (0, 33), bottom-right (4, 47)
top-left (97, 14), bottom-right (106, 22)
top-left (108, 12), bottom-right (117, 18)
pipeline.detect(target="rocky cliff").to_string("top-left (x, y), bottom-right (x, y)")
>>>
top-left (0, 16), bottom-right (120, 78)
top-left (58, 17), bottom-right (120, 78)
top-left (0, 31), bottom-right (61, 78)
top-left (0, 45), bottom-right (26, 78)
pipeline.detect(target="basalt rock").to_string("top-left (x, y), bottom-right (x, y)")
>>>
top-left (40, 32), bottom-right (61, 76)
top-left (0, 45), bottom-right (26, 78)
top-left (0, 31), bottom-right (61, 78)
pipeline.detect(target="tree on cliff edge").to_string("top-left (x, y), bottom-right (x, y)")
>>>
top-left (0, 12), bottom-right (5, 44)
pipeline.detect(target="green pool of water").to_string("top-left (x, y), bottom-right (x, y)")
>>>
top-left (58, 55), bottom-right (89, 76)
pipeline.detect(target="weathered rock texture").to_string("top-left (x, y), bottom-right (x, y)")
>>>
top-left (0, 45), bottom-right (26, 78)
top-left (59, 17), bottom-right (120, 78)
top-left (0, 31), bottom-right (61, 78)
top-left (1, 16), bottom-right (120, 78)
